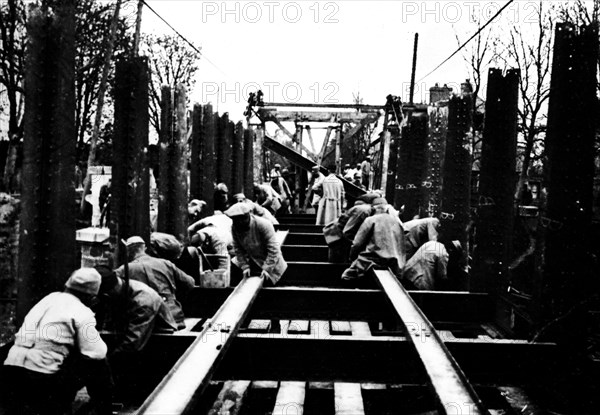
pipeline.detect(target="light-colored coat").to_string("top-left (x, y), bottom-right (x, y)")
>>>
top-left (315, 174), bottom-right (345, 225)
top-left (232, 215), bottom-right (287, 284)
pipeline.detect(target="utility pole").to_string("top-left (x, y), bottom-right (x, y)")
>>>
top-left (133, 0), bottom-right (144, 56)
top-left (409, 33), bottom-right (419, 105)
top-left (80, 0), bottom-right (122, 215)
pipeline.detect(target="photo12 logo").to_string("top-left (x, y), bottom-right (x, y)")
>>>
top-left (201, 1), bottom-right (340, 24)
top-left (201, 81), bottom-right (340, 105)
top-left (400, 1), bottom-right (540, 24)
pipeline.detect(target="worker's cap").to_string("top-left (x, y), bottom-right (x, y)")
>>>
top-left (125, 236), bottom-right (145, 246)
top-left (344, 164), bottom-right (350, 168)
top-left (281, 168), bottom-right (289, 174)
top-left (311, 165), bottom-right (320, 171)
top-left (95, 265), bottom-right (118, 294)
top-left (274, 164), bottom-right (281, 168)
top-left (149, 232), bottom-right (183, 262)
top-left (65, 268), bottom-right (102, 296)
top-left (372, 197), bottom-right (388, 206)
top-left (188, 199), bottom-right (206, 209)
top-left (224, 202), bottom-right (253, 217)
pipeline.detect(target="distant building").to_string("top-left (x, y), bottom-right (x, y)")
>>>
top-left (429, 83), bottom-right (453, 104)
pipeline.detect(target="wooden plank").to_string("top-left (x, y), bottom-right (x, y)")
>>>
top-left (262, 102), bottom-right (384, 111)
top-left (306, 126), bottom-right (317, 155)
top-left (252, 381), bottom-right (278, 389)
top-left (334, 383), bottom-right (365, 415)
top-left (318, 126), bottom-right (333, 165)
top-left (350, 322), bottom-right (372, 338)
top-left (330, 321), bottom-right (352, 336)
top-left (311, 320), bottom-right (331, 340)
top-left (308, 382), bottom-right (333, 389)
top-left (245, 319), bottom-right (271, 333)
top-left (136, 276), bottom-right (264, 415)
top-left (207, 380), bottom-right (251, 415)
top-left (273, 382), bottom-right (306, 415)
top-left (288, 320), bottom-right (311, 335)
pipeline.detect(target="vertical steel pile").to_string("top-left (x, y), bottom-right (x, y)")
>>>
top-left (231, 122), bottom-right (245, 195)
top-left (542, 23), bottom-right (598, 320)
top-left (440, 94), bottom-right (473, 289)
top-left (471, 69), bottom-right (519, 294)
top-left (423, 104), bottom-right (448, 218)
top-left (217, 113), bottom-right (233, 189)
top-left (394, 111), bottom-right (428, 219)
top-left (18, 1), bottom-right (77, 320)
top-left (189, 104), bottom-right (203, 201)
top-left (243, 129), bottom-right (255, 198)
top-left (158, 85), bottom-right (189, 241)
top-left (111, 57), bottom-right (150, 250)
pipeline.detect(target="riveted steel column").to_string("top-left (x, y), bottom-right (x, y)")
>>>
top-left (471, 69), bottom-right (519, 294)
top-left (243, 129), bottom-right (255, 198)
top-left (190, 104), bottom-right (203, 201)
top-left (111, 57), bottom-right (150, 255)
top-left (423, 104), bottom-right (448, 218)
top-left (201, 105), bottom-right (216, 215)
top-left (394, 111), bottom-right (428, 219)
top-left (231, 122), bottom-right (245, 195)
top-left (217, 113), bottom-right (233, 189)
top-left (440, 95), bottom-right (472, 290)
top-left (18, 1), bottom-right (77, 321)
top-left (542, 23), bottom-right (598, 320)
top-left (158, 84), bottom-right (189, 241)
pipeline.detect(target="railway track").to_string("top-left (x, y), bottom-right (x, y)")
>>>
top-left (99, 214), bottom-right (558, 414)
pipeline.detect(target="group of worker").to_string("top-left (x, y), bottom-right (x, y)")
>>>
top-left (3, 159), bottom-right (461, 414)
top-left (324, 192), bottom-right (463, 290)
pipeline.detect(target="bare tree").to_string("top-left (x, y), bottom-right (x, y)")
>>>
top-left (496, 0), bottom-right (554, 202)
top-left (141, 33), bottom-right (201, 138)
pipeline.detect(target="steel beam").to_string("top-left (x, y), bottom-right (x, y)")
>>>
top-left (137, 276), bottom-right (264, 414)
top-left (282, 245), bottom-right (329, 262)
top-left (263, 102), bottom-right (384, 111)
top-left (260, 109), bottom-right (377, 124)
top-left (183, 287), bottom-right (494, 323)
top-left (215, 335), bottom-right (556, 386)
top-left (374, 270), bottom-right (487, 414)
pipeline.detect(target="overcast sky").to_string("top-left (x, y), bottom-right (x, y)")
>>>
top-left (138, 1), bottom-right (552, 122)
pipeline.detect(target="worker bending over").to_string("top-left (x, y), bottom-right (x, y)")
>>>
top-left (116, 236), bottom-right (195, 330)
top-left (403, 217), bottom-right (441, 260)
top-left (225, 202), bottom-right (287, 285)
top-left (3, 268), bottom-right (113, 415)
top-left (232, 192), bottom-right (279, 224)
top-left (341, 198), bottom-right (407, 284)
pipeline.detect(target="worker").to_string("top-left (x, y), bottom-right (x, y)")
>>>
top-left (281, 168), bottom-right (297, 212)
top-left (96, 265), bottom-right (177, 354)
top-left (402, 240), bottom-right (462, 290)
top-left (115, 236), bottom-right (195, 330)
top-left (306, 165), bottom-right (326, 210)
top-left (323, 193), bottom-right (377, 263)
top-left (214, 182), bottom-right (229, 212)
top-left (232, 192), bottom-right (279, 224)
top-left (190, 224), bottom-right (232, 271)
top-left (253, 182), bottom-right (282, 215)
top-left (270, 163), bottom-right (282, 179)
top-left (342, 197), bottom-right (406, 284)
top-left (3, 268), bottom-right (113, 415)
top-left (189, 209), bottom-right (233, 236)
top-left (360, 156), bottom-right (372, 189)
top-left (225, 202), bottom-right (287, 286)
top-left (271, 173), bottom-right (293, 216)
top-left (403, 217), bottom-right (441, 260)
top-left (314, 165), bottom-right (345, 226)
top-left (188, 199), bottom-right (207, 223)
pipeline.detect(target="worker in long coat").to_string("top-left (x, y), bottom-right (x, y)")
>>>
top-left (225, 203), bottom-right (287, 285)
top-left (314, 165), bottom-right (345, 226)
top-left (342, 198), bottom-right (406, 282)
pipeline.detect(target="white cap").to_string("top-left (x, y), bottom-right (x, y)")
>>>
top-left (65, 268), bottom-right (102, 295)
